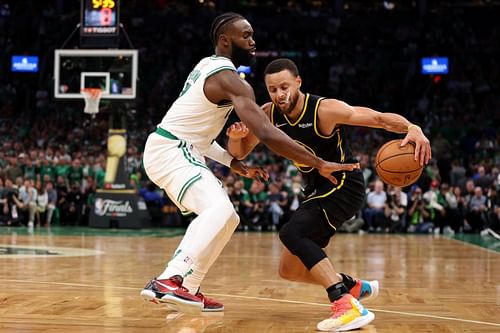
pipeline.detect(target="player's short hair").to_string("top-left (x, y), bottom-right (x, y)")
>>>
top-left (264, 58), bottom-right (299, 77)
top-left (210, 12), bottom-right (245, 47)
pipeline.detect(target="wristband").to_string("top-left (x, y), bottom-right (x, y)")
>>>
top-left (205, 141), bottom-right (234, 167)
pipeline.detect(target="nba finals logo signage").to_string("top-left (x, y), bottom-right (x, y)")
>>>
top-left (95, 198), bottom-right (133, 217)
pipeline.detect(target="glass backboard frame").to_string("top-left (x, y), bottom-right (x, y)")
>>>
top-left (54, 49), bottom-right (138, 100)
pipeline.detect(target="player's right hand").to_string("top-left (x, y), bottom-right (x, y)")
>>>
top-left (226, 122), bottom-right (249, 139)
top-left (230, 159), bottom-right (269, 183)
top-left (317, 161), bottom-right (360, 185)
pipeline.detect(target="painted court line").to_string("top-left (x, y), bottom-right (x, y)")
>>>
top-left (1, 279), bottom-right (498, 327)
top-left (207, 292), bottom-right (500, 327)
top-left (444, 236), bottom-right (500, 256)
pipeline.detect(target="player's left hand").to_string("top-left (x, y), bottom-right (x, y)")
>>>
top-left (230, 159), bottom-right (269, 183)
top-left (400, 125), bottom-right (432, 166)
top-left (226, 122), bottom-right (249, 140)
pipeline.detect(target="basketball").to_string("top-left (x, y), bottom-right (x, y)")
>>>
top-left (375, 139), bottom-right (423, 187)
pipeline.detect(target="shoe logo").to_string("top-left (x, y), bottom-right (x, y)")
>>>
top-left (276, 123), bottom-right (287, 128)
top-left (156, 280), bottom-right (178, 291)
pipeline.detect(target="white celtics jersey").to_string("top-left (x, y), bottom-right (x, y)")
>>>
top-left (159, 55), bottom-right (236, 154)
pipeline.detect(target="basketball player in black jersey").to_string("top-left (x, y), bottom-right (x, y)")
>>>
top-left (226, 58), bottom-right (431, 331)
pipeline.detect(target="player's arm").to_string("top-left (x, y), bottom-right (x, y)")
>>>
top-left (205, 134), bottom-right (268, 182)
top-left (226, 103), bottom-right (271, 160)
top-left (319, 99), bottom-right (432, 166)
top-left (204, 71), bottom-right (359, 185)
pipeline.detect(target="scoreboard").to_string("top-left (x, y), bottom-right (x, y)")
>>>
top-left (81, 0), bottom-right (120, 36)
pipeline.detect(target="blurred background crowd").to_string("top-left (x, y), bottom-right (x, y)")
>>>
top-left (0, 0), bottom-right (498, 234)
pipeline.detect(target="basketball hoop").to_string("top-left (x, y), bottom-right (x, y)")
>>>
top-left (82, 88), bottom-right (102, 118)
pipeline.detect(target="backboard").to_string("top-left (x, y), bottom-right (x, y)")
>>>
top-left (54, 49), bottom-right (138, 99)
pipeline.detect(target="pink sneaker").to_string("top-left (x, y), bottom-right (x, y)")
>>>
top-left (317, 294), bottom-right (375, 332)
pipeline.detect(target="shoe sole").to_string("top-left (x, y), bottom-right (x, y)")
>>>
top-left (166, 303), bottom-right (225, 312)
top-left (336, 311), bottom-right (375, 332)
top-left (160, 293), bottom-right (204, 315)
top-left (140, 289), bottom-right (161, 304)
top-left (316, 311), bottom-right (375, 332)
top-left (362, 280), bottom-right (379, 302)
top-left (141, 289), bottom-right (203, 314)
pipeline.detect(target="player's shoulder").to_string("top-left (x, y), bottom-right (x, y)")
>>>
top-left (261, 102), bottom-right (273, 117)
top-left (316, 98), bottom-right (349, 115)
top-left (317, 97), bottom-right (341, 108)
top-left (206, 55), bottom-right (236, 69)
top-left (261, 102), bottom-right (273, 112)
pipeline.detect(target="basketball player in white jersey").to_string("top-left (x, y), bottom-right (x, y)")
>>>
top-left (140, 12), bottom-right (360, 314)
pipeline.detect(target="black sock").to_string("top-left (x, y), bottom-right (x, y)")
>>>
top-left (340, 273), bottom-right (357, 290)
top-left (326, 282), bottom-right (349, 302)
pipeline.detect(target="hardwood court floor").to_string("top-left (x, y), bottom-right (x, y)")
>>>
top-left (0, 229), bottom-right (499, 333)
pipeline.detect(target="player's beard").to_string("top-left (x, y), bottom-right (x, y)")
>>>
top-left (232, 43), bottom-right (256, 67)
top-left (276, 91), bottom-right (299, 115)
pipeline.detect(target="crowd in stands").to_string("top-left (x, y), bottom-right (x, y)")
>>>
top-left (0, 1), bottom-right (498, 234)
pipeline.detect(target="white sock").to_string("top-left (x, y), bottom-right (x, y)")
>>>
top-left (157, 249), bottom-right (195, 280)
top-left (182, 264), bottom-right (206, 294)
top-left (157, 169), bottom-right (239, 292)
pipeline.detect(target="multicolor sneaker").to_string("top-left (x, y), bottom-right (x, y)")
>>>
top-left (140, 275), bottom-right (203, 314)
top-left (349, 279), bottom-right (379, 302)
top-left (317, 294), bottom-right (375, 332)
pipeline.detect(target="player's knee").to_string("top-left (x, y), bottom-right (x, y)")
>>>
top-left (278, 261), bottom-right (299, 281)
top-left (215, 200), bottom-right (239, 228)
top-left (279, 223), bottom-right (299, 252)
top-left (228, 209), bottom-right (240, 230)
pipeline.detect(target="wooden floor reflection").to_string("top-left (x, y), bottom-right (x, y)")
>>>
top-left (0, 231), bottom-right (499, 332)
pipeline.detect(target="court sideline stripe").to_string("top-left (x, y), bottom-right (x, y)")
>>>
top-left (444, 235), bottom-right (500, 255)
top-left (0, 279), bottom-right (499, 327)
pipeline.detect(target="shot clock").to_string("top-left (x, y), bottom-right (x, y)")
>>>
top-left (81, 0), bottom-right (120, 36)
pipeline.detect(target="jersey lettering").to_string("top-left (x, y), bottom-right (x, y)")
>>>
top-left (179, 70), bottom-right (201, 97)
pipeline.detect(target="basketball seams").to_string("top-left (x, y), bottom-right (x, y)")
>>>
top-left (375, 139), bottom-right (422, 187)
top-left (375, 152), bottom-right (416, 169)
top-left (377, 167), bottom-right (424, 174)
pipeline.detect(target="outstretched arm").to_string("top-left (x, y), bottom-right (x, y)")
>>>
top-left (226, 103), bottom-right (272, 160)
top-left (204, 71), bottom-right (359, 185)
top-left (318, 99), bottom-right (432, 166)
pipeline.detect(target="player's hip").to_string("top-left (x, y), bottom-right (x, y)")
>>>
top-left (301, 170), bottom-right (365, 228)
top-left (143, 130), bottom-right (209, 188)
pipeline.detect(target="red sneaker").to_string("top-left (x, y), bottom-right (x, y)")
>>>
top-left (196, 292), bottom-right (224, 312)
top-left (140, 275), bottom-right (203, 314)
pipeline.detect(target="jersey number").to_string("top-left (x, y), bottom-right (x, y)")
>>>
top-left (179, 70), bottom-right (201, 97)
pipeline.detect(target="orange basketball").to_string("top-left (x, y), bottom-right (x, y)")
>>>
top-left (375, 139), bottom-right (423, 187)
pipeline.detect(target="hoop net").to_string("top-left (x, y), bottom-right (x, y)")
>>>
top-left (82, 88), bottom-right (102, 117)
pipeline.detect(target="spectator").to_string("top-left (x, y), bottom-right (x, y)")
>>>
top-left (242, 180), bottom-right (268, 231)
top-left (45, 181), bottom-right (57, 226)
top-left (407, 186), bottom-right (434, 233)
top-left (266, 182), bottom-right (288, 230)
top-left (363, 180), bottom-right (387, 232)
top-left (440, 183), bottom-right (463, 233)
top-left (35, 180), bottom-right (48, 227)
top-left (18, 179), bottom-right (37, 227)
top-left (384, 186), bottom-right (408, 232)
top-left (465, 187), bottom-right (487, 232)
top-left (0, 178), bottom-right (23, 226)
